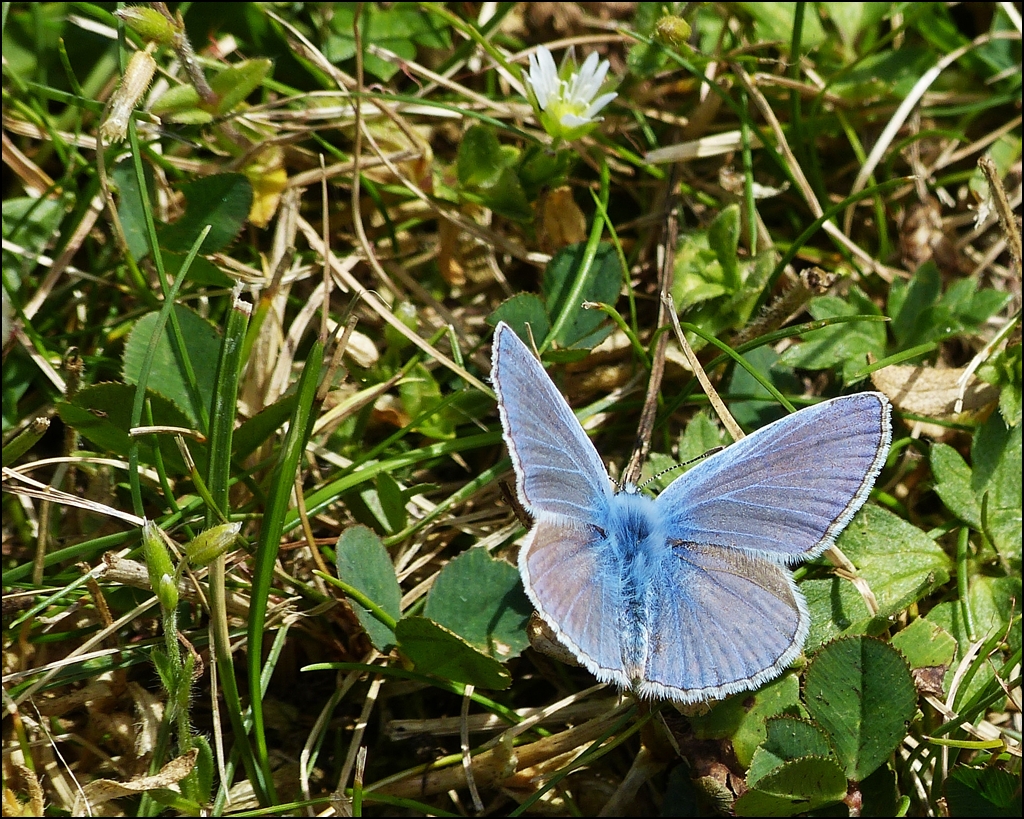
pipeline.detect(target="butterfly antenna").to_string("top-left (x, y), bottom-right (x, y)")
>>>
top-left (638, 446), bottom-right (725, 491)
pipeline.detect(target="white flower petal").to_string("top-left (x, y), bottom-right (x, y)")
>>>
top-left (570, 52), bottom-right (610, 108)
top-left (582, 58), bottom-right (610, 97)
top-left (536, 44), bottom-right (558, 79)
top-left (560, 112), bottom-right (596, 128)
top-left (534, 47), bottom-right (561, 106)
top-left (527, 49), bottom-right (557, 108)
top-left (584, 92), bottom-right (617, 119)
top-left (579, 51), bottom-right (600, 80)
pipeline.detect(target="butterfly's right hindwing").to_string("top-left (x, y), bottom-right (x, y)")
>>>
top-left (520, 519), bottom-right (628, 684)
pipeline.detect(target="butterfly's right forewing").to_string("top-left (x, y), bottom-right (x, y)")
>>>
top-left (492, 323), bottom-right (612, 521)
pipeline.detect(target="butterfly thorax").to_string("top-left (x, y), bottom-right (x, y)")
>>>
top-left (605, 491), bottom-right (670, 679)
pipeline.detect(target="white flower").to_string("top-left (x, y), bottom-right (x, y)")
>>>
top-left (526, 46), bottom-right (617, 141)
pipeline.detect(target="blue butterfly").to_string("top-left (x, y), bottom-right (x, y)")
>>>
top-left (491, 321), bottom-right (892, 703)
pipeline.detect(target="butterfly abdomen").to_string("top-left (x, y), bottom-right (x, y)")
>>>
top-left (607, 491), bottom-right (673, 682)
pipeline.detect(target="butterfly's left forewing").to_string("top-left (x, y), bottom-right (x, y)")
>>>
top-left (492, 322), bottom-right (612, 522)
top-left (656, 394), bottom-right (891, 561)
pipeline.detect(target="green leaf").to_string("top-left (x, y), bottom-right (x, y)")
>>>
top-left (942, 277), bottom-right (1010, 329)
top-left (150, 82), bottom-right (203, 119)
top-left (931, 442), bottom-right (981, 528)
top-left (890, 617), bottom-right (957, 671)
top-left (707, 204), bottom-right (740, 290)
top-left (376, 472), bottom-right (408, 534)
top-left (157, 174), bottom-right (253, 255)
top-left (187, 735), bottom-right (215, 806)
top-left (966, 575), bottom-right (1023, 650)
top-left (726, 345), bottom-right (802, 429)
top-left (335, 525), bottom-right (401, 653)
top-left (834, 504), bottom-right (952, 619)
top-left (690, 673), bottom-right (804, 768)
top-left (644, 411), bottom-right (728, 493)
top-left (347, 472), bottom-right (408, 536)
top-left (543, 242), bottom-right (623, 349)
top-left (803, 636), bottom-right (917, 781)
top-left (2, 352), bottom-right (34, 431)
top-left (395, 616), bottom-right (512, 689)
top-left (790, 505), bottom-right (942, 651)
top-left (627, 39), bottom-right (671, 79)
top-left (977, 342), bottom-right (1022, 427)
top-left (457, 125), bottom-right (508, 189)
top-left (747, 716), bottom-right (836, 787)
top-left (733, 3), bottom-right (826, 51)
top-left (151, 648), bottom-right (176, 694)
top-left (675, 411), bottom-right (729, 467)
top-left (110, 159), bottom-right (154, 260)
top-left (479, 167), bottom-right (533, 222)
top-left (194, 740), bottom-right (217, 807)
top-left (860, 763), bottom-right (900, 817)
top-left (671, 226), bottom-right (726, 314)
top-left (209, 58), bottom-right (272, 115)
top-left (889, 262), bottom-right (942, 347)
top-left (518, 145), bottom-right (576, 199)
top-left (945, 765), bottom-right (1022, 817)
top-left (457, 130), bottom-right (533, 221)
top-left (734, 756), bottom-right (847, 817)
top-left (778, 287), bottom-right (886, 383)
top-left (915, 2), bottom-right (1014, 83)
top-left (163, 251), bottom-right (233, 287)
top-left (927, 575), bottom-right (1022, 706)
top-left (487, 294), bottom-right (550, 347)
top-left (57, 383), bottom-right (199, 473)
top-left (122, 304), bottom-right (220, 427)
top-left (971, 411), bottom-right (1022, 560)
top-left (888, 264), bottom-right (1011, 350)
top-left (422, 548), bottom-right (533, 661)
top-left (822, 2), bottom-right (891, 49)
top-left (801, 574), bottom-right (874, 651)
top-left (931, 411), bottom-right (1021, 563)
top-left (399, 362), bottom-right (456, 440)
top-left (325, 3), bottom-right (451, 82)
top-left (2, 196), bottom-right (67, 276)
top-left (232, 392), bottom-right (297, 460)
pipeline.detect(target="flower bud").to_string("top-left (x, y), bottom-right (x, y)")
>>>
top-left (100, 50), bottom-right (156, 143)
top-left (142, 519), bottom-right (178, 612)
top-left (654, 16), bottom-right (691, 49)
top-left (185, 521), bottom-right (241, 567)
top-left (115, 6), bottom-right (178, 46)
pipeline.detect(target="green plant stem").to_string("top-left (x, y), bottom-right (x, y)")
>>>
top-left (544, 156), bottom-right (610, 351)
top-left (957, 527), bottom-right (977, 642)
top-left (246, 338), bottom-right (325, 803)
